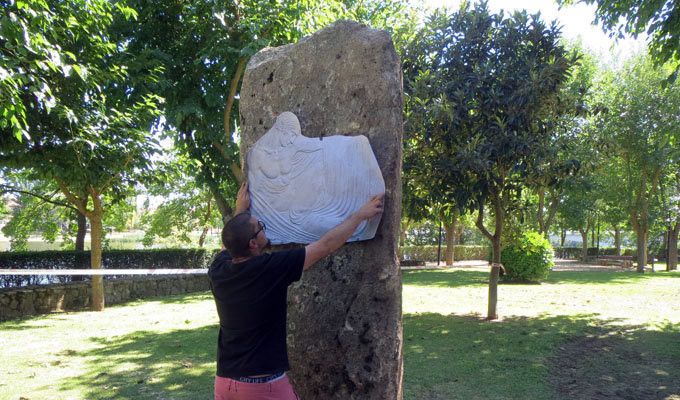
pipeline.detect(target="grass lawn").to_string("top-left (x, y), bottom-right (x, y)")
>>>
top-left (1, 265), bottom-right (679, 399)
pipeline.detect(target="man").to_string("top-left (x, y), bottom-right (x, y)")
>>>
top-left (209, 182), bottom-right (384, 400)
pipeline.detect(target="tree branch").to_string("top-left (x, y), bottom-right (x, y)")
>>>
top-left (100, 153), bottom-right (133, 193)
top-left (211, 141), bottom-right (243, 183)
top-left (545, 193), bottom-right (560, 234)
top-left (476, 203), bottom-right (493, 240)
top-left (0, 185), bottom-right (79, 212)
top-left (54, 177), bottom-right (88, 216)
top-left (223, 56), bottom-right (248, 139)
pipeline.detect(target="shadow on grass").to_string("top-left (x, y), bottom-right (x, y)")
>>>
top-left (403, 312), bottom-right (680, 400)
top-left (403, 268), bottom-right (680, 288)
top-left (56, 325), bottom-right (217, 400)
top-left (0, 320), bottom-right (56, 331)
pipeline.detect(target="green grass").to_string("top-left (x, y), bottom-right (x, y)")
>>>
top-left (402, 268), bottom-right (680, 399)
top-left (1, 268), bottom-right (679, 399)
top-left (0, 293), bottom-right (218, 400)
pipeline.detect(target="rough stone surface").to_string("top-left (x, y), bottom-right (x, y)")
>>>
top-left (0, 275), bottom-right (209, 321)
top-left (247, 111), bottom-right (385, 244)
top-left (240, 20), bottom-right (403, 400)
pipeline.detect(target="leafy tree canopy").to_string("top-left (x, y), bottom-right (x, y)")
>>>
top-left (113, 0), bottom-right (417, 219)
top-left (557, 0), bottom-right (680, 81)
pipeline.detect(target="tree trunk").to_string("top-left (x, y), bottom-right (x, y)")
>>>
top-left (635, 227), bottom-right (648, 273)
top-left (488, 192), bottom-right (504, 321)
top-left (545, 194), bottom-right (559, 237)
top-left (444, 221), bottom-right (455, 266)
top-left (579, 229), bottom-right (588, 261)
top-left (209, 184), bottom-right (232, 221)
top-left (198, 227), bottom-right (209, 248)
top-left (454, 220), bottom-right (464, 245)
top-left (198, 196), bottom-right (212, 248)
top-left (669, 222), bottom-right (678, 271)
top-left (72, 212), bottom-right (88, 282)
top-left (488, 235), bottom-right (501, 321)
top-left (475, 200), bottom-right (502, 321)
top-left (75, 212), bottom-right (87, 251)
top-left (537, 188), bottom-right (546, 234)
top-left (399, 220), bottom-right (409, 248)
top-left (591, 226), bottom-right (595, 248)
top-left (560, 228), bottom-right (566, 247)
top-left (613, 227), bottom-right (621, 256)
top-left (89, 196), bottom-right (105, 311)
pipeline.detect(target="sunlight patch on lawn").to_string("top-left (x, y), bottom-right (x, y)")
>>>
top-left (403, 268), bottom-right (680, 326)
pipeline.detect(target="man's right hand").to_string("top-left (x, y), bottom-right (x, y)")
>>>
top-left (355, 194), bottom-right (384, 220)
top-left (303, 193), bottom-right (385, 271)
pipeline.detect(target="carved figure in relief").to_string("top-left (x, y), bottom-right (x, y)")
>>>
top-left (247, 112), bottom-right (385, 244)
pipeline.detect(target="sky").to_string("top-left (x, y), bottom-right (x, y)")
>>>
top-left (420, 0), bottom-right (648, 67)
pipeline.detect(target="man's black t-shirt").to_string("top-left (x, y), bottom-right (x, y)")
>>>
top-left (208, 248), bottom-right (305, 378)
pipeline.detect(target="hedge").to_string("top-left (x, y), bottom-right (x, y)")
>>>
top-left (399, 245), bottom-right (489, 262)
top-left (0, 249), bottom-right (219, 289)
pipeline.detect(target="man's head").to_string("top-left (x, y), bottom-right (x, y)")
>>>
top-left (222, 212), bottom-right (270, 258)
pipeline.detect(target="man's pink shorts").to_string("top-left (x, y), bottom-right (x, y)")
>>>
top-left (214, 374), bottom-right (300, 400)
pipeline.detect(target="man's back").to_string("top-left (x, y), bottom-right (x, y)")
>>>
top-left (208, 248), bottom-right (304, 378)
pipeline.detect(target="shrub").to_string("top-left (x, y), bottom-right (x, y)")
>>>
top-left (501, 231), bottom-right (553, 282)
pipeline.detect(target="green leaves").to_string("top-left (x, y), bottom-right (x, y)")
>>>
top-left (116, 0), bottom-right (417, 219)
top-left (0, 0), bottom-right (164, 218)
top-left (557, 0), bottom-right (680, 82)
top-left (501, 230), bottom-right (553, 282)
top-left (404, 2), bottom-right (576, 213)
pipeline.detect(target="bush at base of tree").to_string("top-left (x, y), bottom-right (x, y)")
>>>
top-left (501, 231), bottom-right (554, 282)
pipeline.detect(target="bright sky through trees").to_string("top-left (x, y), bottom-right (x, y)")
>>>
top-left (421, 0), bottom-right (647, 66)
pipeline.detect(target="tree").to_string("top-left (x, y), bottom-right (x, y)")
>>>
top-left (140, 153), bottom-right (222, 248)
top-left (115, 0), bottom-right (417, 223)
top-left (558, 173), bottom-right (599, 260)
top-left (595, 56), bottom-right (680, 271)
top-left (664, 171), bottom-right (679, 270)
top-left (0, 0), bottom-right (162, 310)
top-left (0, 189), bottom-right (79, 251)
top-left (525, 42), bottom-right (597, 236)
top-left (557, 0), bottom-right (680, 81)
top-left (403, 2), bottom-right (577, 319)
top-left (403, 64), bottom-right (469, 266)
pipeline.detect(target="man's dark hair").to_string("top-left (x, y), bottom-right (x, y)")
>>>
top-left (222, 212), bottom-right (256, 258)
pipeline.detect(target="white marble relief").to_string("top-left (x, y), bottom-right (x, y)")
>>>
top-left (247, 112), bottom-right (385, 244)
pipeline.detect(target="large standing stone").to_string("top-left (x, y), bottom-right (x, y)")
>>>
top-left (240, 20), bottom-right (403, 400)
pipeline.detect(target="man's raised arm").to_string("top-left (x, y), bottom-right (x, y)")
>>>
top-left (303, 195), bottom-right (384, 270)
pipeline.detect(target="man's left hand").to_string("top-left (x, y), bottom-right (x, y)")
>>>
top-left (235, 181), bottom-right (250, 214)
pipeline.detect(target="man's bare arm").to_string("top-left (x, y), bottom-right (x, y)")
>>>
top-left (303, 195), bottom-right (384, 270)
